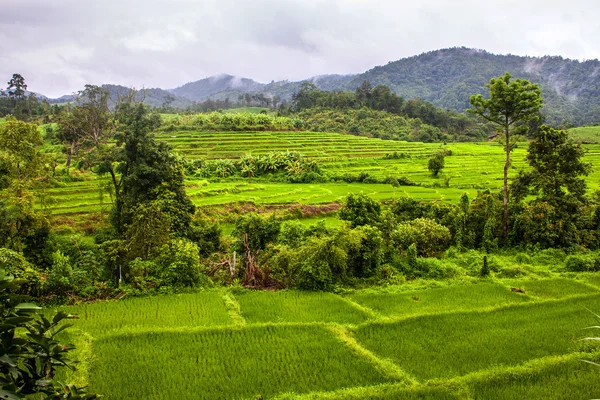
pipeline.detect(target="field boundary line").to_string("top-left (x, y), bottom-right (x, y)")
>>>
top-left (337, 296), bottom-right (379, 320)
top-left (449, 349), bottom-right (600, 387)
top-left (271, 381), bottom-right (467, 400)
top-left (67, 329), bottom-right (95, 389)
top-left (222, 289), bottom-right (247, 326)
top-left (354, 292), bottom-right (600, 328)
top-left (326, 323), bottom-right (418, 385)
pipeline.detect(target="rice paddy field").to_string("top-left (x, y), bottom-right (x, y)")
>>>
top-left (59, 278), bottom-right (600, 399)
top-left (38, 128), bottom-right (600, 227)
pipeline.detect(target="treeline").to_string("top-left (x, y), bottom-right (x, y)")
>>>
top-left (0, 74), bottom-right (57, 122)
top-left (278, 81), bottom-right (493, 141)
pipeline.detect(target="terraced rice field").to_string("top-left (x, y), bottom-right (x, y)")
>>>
top-left (40, 129), bottom-right (600, 219)
top-left (60, 278), bottom-right (600, 399)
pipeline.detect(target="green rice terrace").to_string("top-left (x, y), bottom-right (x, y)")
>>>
top-left (59, 277), bottom-right (600, 399)
top-left (39, 125), bottom-right (600, 226)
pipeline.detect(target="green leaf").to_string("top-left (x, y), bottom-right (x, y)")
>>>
top-left (0, 390), bottom-right (21, 400)
top-left (14, 303), bottom-right (41, 311)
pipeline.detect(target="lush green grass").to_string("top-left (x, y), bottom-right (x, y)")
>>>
top-left (66, 290), bottom-right (232, 336)
top-left (237, 290), bottom-right (369, 324)
top-left (349, 282), bottom-right (532, 318)
top-left (568, 125), bottom-right (600, 143)
top-left (354, 294), bottom-right (600, 381)
top-left (54, 278), bottom-right (600, 399)
top-left (504, 278), bottom-right (599, 299)
top-left (88, 325), bottom-right (392, 400)
top-left (468, 354), bottom-right (600, 400)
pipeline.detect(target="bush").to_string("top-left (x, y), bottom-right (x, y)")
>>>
top-left (296, 236), bottom-right (347, 291)
top-left (391, 218), bottom-right (451, 256)
top-left (565, 254), bottom-right (599, 272)
top-left (278, 221), bottom-right (307, 248)
top-left (0, 248), bottom-right (40, 295)
top-left (154, 239), bottom-right (211, 288)
top-left (428, 152), bottom-right (445, 176)
top-left (46, 251), bottom-right (75, 293)
top-left (234, 213), bottom-right (281, 253)
top-left (339, 193), bottom-right (382, 228)
top-left (347, 225), bottom-right (384, 278)
top-left (0, 268), bottom-right (99, 399)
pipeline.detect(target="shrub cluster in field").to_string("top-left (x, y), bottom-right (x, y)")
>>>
top-left (183, 151), bottom-right (324, 183)
top-left (181, 150), bottom-right (419, 186)
top-left (161, 111), bottom-right (305, 132)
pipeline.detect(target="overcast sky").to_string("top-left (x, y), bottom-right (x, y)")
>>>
top-left (1, 0), bottom-right (599, 97)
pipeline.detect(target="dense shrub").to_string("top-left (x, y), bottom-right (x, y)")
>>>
top-left (154, 239), bottom-right (210, 288)
top-left (0, 248), bottom-right (40, 294)
top-left (564, 254), bottom-right (599, 272)
top-left (391, 218), bottom-right (451, 256)
top-left (339, 193), bottom-right (382, 228)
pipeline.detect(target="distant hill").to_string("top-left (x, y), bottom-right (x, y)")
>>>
top-left (169, 74), bottom-right (264, 102)
top-left (47, 85), bottom-right (193, 109)
top-left (43, 48), bottom-right (600, 125)
top-left (340, 47), bottom-right (600, 125)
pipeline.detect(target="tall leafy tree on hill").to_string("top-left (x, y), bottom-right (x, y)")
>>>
top-left (469, 72), bottom-right (543, 239)
top-left (511, 126), bottom-right (591, 247)
top-left (110, 101), bottom-right (195, 237)
top-left (0, 117), bottom-right (48, 254)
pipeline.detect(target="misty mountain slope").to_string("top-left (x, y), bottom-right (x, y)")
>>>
top-left (341, 47), bottom-right (600, 125)
top-left (170, 74), bottom-right (265, 101)
top-left (43, 48), bottom-right (600, 125)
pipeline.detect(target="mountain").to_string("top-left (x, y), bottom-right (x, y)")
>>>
top-left (46, 85), bottom-right (193, 109)
top-left (340, 47), bottom-right (600, 125)
top-left (169, 74), bottom-right (264, 102)
top-left (42, 48), bottom-right (600, 125)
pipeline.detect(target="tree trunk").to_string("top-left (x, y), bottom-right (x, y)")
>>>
top-left (66, 145), bottom-right (73, 169)
top-left (503, 126), bottom-right (509, 240)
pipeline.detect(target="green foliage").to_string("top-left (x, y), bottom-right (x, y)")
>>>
top-left (111, 102), bottom-right (195, 237)
top-left (278, 220), bottom-right (308, 248)
top-left (511, 126), bottom-right (592, 248)
top-left (391, 218), bottom-right (451, 256)
top-left (347, 225), bottom-right (384, 278)
top-left (46, 251), bottom-right (75, 292)
top-left (296, 235), bottom-right (347, 291)
top-left (339, 193), bottom-right (381, 228)
top-left (188, 217), bottom-right (222, 257)
top-left (0, 248), bottom-right (40, 295)
top-left (0, 269), bottom-right (98, 399)
top-left (427, 152), bottom-right (445, 176)
top-left (469, 72), bottom-right (543, 237)
top-left (187, 111), bottom-right (301, 131)
top-left (154, 238), bottom-right (209, 288)
top-left (564, 254), bottom-right (599, 272)
top-left (234, 213), bottom-right (281, 254)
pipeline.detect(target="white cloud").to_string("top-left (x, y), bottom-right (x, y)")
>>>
top-left (0, 0), bottom-right (598, 97)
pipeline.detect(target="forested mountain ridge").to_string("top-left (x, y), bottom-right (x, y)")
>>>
top-left (341, 47), bottom-right (600, 125)
top-left (42, 48), bottom-right (600, 125)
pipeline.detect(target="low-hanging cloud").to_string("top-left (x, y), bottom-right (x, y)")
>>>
top-left (1, 0), bottom-right (598, 97)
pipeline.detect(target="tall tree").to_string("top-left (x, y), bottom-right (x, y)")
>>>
top-left (6, 74), bottom-right (27, 100)
top-left (511, 125), bottom-right (591, 247)
top-left (6, 74), bottom-right (28, 120)
top-left (0, 117), bottom-right (47, 253)
top-left (110, 100), bottom-right (195, 236)
top-left (469, 72), bottom-right (543, 238)
top-left (55, 111), bottom-right (85, 169)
